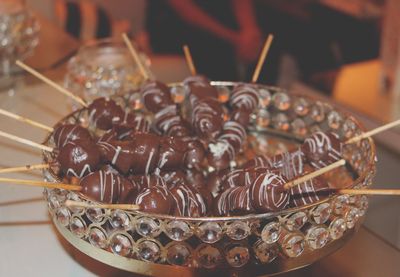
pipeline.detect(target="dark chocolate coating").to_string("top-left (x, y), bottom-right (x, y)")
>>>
top-left (160, 170), bottom-right (187, 189)
top-left (88, 98), bottom-right (124, 130)
top-left (207, 121), bottom-right (246, 171)
top-left (141, 80), bottom-right (174, 113)
top-left (57, 139), bottom-right (100, 178)
top-left (80, 170), bottom-right (138, 204)
top-left (114, 112), bottom-right (150, 138)
top-left (130, 174), bottom-right (167, 191)
top-left (183, 138), bottom-right (205, 169)
top-left (98, 133), bottom-right (160, 175)
top-left (289, 177), bottom-right (331, 207)
top-left (250, 172), bottom-right (289, 213)
top-left (230, 108), bottom-right (251, 127)
top-left (230, 84), bottom-right (260, 112)
top-left (214, 185), bottom-right (254, 216)
top-left (183, 75), bottom-right (218, 100)
top-left (131, 133), bottom-right (160, 174)
top-left (302, 131), bottom-right (342, 169)
top-left (157, 136), bottom-right (187, 171)
top-left (207, 140), bottom-right (234, 170)
top-left (97, 140), bottom-right (136, 174)
top-left (154, 105), bottom-right (191, 137)
top-left (242, 148), bottom-right (306, 180)
top-left (192, 98), bottom-right (224, 140)
top-left (53, 124), bottom-right (92, 148)
top-left (135, 185), bottom-right (173, 214)
top-left (170, 184), bottom-right (207, 217)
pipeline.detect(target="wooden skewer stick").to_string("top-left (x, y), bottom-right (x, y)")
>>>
top-left (283, 159), bottom-right (346, 190)
top-left (0, 164), bottom-right (50, 173)
top-left (338, 189), bottom-right (400, 196)
top-left (0, 177), bottom-right (81, 191)
top-left (346, 118), bottom-right (400, 144)
top-left (183, 45), bottom-right (197, 76)
top-left (0, 108), bottom-right (53, 132)
top-left (252, 34), bottom-right (274, 83)
top-left (15, 60), bottom-right (88, 107)
top-left (0, 130), bottom-right (53, 152)
top-left (122, 33), bottom-right (149, 80)
top-left (65, 200), bottom-right (139, 211)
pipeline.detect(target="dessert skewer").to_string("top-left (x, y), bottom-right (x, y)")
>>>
top-left (0, 108), bottom-right (53, 132)
top-left (183, 44), bottom-right (197, 76)
top-left (251, 34), bottom-right (274, 83)
top-left (0, 177), bottom-right (81, 190)
top-left (0, 130), bottom-right (53, 152)
top-left (15, 60), bottom-right (88, 107)
top-left (346, 118), bottom-right (400, 144)
top-left (0, 164), bottom-right (50, 173)
top-left (122, 33), bottom-right (150, 80)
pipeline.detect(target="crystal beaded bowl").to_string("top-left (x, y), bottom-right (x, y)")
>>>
top-left (64, 38), bottom-right (151, 106)
top-left (42, 82), bottom-right (376, 276)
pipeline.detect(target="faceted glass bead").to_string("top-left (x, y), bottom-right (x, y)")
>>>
top-left (333, 195), bottom-right (350, 215)
top-left (348, 195), bottom-right (359, 205)
top-left (70, 216), bottom-right (87, 237)
top-left (256, 109), bottom-right (270, 128)
top-left (342, 119), bottom-right (357, 138)
top-left (110, 210), bottom-right (131, 230)
top-left (258, 88), bottom-right (271, 108)
top-left (226, 221), bottom-right (251, 241)
top-left (282, 234), bottom-right (305, 258)
top-left (306, 226), bottom-right (329, 250)
top-left (86, 207), bottom-right (105, 223)
top-left (272, 92), bottom-right (291, 110)
top-left (293, 98), bottom-right (309, 116)
top-left (327, 110), bottom-right (343, 129)
top-left (261, 222), bottom-right (281, 244)
top-left (55, 207), bottom-right (71, 226)
top-left (110, 233), bottom-right (132, 257)
top-left (225, 244), bottom-right (250, 268)
top-left (48, 194), bottom-right (60, 210)
top-left (136, 217), bottom-right (161, 238)
top-left (291, 118), bottom-right (307, 136)
top-left (345, 207), bottom-right (360, 229)
top-left (196, 222), bottom-right (223, 243)
top-left (137, 240), bottom-right (161, 262)
top-left (311, 203), bottom-right (332, 224)
top-left (88, 227), bottom-right (108, 249)
top-left (170, 85), bottom-right (186, 103)
top-left (166, 243), bottom-right (192, 266)
top-left (356, 196), bottom-right (369, 216)
top-left (310, 102), bottom-right (325, 122)
top-left (67, 193), bottom-right (85, 214)
top-left (253, 240), bottom-right (278, 264)
top-left (195, 244), bottom-right (222, 269)
top-left (285, 212), bottom-right (308, 231)
top-left (128, 92), bottom-right (143, 110)
top-left (165, 220), bottom-right (193, 241)
top-left (329, 218), bottom-right (347, 240)
top-left (272, 113), bottom-right (289, 131)
top-left (217, 86), bottom-right (230, 103)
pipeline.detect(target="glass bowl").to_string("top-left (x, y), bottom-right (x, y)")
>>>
top-left (42, 82), bottom-right (376, 276)
top-left (0, 0), bottom-right (40, 90)
top-left (64, 38), bottom-right (151, 106)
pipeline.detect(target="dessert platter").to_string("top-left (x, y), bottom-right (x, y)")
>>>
top-left (0, 35), bottom-right (398, 276)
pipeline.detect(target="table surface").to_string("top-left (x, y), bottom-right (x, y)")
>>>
top-left (0, 12), bottom-right (400, 277)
